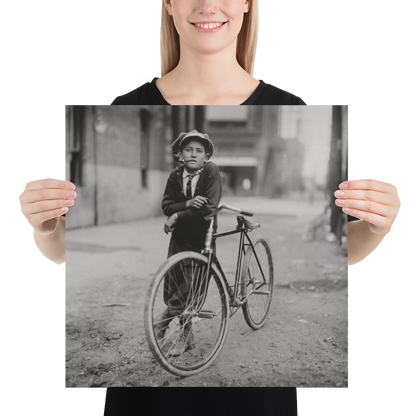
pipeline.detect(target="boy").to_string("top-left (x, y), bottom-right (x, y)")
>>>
top-left (156, 130), bottom-right (222, 356)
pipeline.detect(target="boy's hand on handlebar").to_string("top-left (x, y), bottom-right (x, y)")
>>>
top-left (186, 196), bottom-right (207, 209)
top-left (19, 179), bottom-right (77, 235)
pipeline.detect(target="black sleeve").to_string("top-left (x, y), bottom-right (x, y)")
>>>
top-left (348, 214), bottom-right (359, 222)
top-left (161, 175), bottom-right (188, 217)
top-left (110, 80), bottom-right (167, 105)
top-left (108, 84), bottom-right (140, 105)
top-left (249, 82), bottom-right (306, 105)
top-left (177, 163), bottom-right (222, 220)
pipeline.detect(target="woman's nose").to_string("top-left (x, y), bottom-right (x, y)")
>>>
top-left (197, 0), bottom-right (220, 15)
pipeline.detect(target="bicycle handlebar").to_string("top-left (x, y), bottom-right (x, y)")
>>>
top-left (204, 204), bottom-right (254, 220)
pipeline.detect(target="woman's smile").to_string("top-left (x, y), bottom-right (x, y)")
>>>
top-left (189, 21), bottom-right (228, 33)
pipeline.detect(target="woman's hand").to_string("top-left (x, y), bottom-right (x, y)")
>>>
top-left (20, 179), bottom-right (77, 235)
top-left (334, 179), bottom-right (400, 235)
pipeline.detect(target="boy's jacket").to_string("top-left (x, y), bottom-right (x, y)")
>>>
top-left (162, 162), bottom-right (222, 245)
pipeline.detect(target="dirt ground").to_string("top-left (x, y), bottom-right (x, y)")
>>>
top-left (66, 201), bottom-right (347, 388)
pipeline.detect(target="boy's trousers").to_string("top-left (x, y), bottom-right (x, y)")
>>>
top-left (164, 237), bottom-right (215, 316)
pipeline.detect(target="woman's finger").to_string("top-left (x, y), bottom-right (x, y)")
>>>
top-left (334, 189), bottom-right (394, 206)
top-left (24, 179), bottom-right (75, 193)
top-left (335, 198), bottom-right (391, 217)
top-left (27, 207), bottom-right (69, 231)
top-left (20, 188), bottom-right (77, 205)
top-left (339, 179), bottom-right (398, 196)
top-left (22, 198), bottom-right (75, 216)
top-left (341, 207), bottom-right (393, 234)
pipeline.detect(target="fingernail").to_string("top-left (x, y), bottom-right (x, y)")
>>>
top-left (335, 199), bottom-right (345, 205)
top-left (335, 190), bottom-right (344, 197)
top-left (342, 207), bottom-right (351, 212)
top-left (65, 200), bottom-right (74, 206)
top-left (60, 207), bottom-right (68, 213)
top-left (66, 182), bottom-right (76, 190)
top-left (339, 183), bottom-right (348, 189)
top-left (66, 191), bottom-right (75, 198)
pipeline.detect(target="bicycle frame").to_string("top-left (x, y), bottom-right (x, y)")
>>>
top-left (202, 212), bottom-right (267, 317)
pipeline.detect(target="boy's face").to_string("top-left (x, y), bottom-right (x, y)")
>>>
top-left (180, 140), bottom-right (208, 173)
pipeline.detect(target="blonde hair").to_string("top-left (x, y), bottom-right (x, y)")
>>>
top-left (160, 0), bottom-right (259, 76)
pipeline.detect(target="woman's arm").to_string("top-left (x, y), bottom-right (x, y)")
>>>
top-left (348, 220), bottom-right (390, 267)
top-left (33, 216), bottom-right (66, 264)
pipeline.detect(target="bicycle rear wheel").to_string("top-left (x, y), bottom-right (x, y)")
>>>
top-left (144, 252), bottom-right (229, 376)
top-left (241, 236), bottom-right (274, 329)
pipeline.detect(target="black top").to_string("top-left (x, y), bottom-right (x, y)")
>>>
top-left (111, 78), bottom-right (306, 105)
top-left (162, 162), bottom-right (222, 244)
top-left (104, 387), bottom-right (297, 416)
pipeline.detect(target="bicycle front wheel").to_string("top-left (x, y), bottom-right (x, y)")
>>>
top-left (144, 252), bottom-right (229, 377)
top-left (241, 236), bottom-right (274, 329)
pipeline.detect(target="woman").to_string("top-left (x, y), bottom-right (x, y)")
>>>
top-left (112, 0), bottom-right (304, 105)
top-left (17, 0), bottom-right (403, 267)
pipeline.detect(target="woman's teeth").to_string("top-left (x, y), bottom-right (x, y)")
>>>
top-left (194, 22), bottom-right (224, 29)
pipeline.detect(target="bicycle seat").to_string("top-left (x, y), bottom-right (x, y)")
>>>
top-left (242, 217), bottom-right (260, 230)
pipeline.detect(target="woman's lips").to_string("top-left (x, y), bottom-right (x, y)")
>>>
top-left (190, 21), bottom-right (227, 33)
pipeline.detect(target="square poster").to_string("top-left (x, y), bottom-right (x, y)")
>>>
top-left (63, 105), bottom-right (351, 390)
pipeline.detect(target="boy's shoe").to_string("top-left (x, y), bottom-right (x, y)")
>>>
top-left (167, 324), bottom-right (195, 357)
top-left (153, 310), bottom-right (173, 345)
top-left (154, 323), bottom-right (167, 344)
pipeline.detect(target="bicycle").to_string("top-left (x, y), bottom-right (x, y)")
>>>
top-left (144, 205), bottom-right (274, 377)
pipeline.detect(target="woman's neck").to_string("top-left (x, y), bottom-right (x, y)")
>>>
top-left (156, 44), bottom-right (259, 105)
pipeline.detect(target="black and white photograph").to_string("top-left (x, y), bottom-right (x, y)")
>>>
top-left (65, 105), bottom-right (348, 388)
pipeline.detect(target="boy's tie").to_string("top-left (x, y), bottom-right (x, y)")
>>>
top-left (185, 174), bottom-right (196, 198)
top-left (185, 167), bottom-right (204, 198)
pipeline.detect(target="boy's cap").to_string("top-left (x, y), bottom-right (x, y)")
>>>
top-left (171, 130), bottom-right (215, 159)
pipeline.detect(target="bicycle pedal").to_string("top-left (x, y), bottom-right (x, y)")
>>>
top-left (198, 310), bottom-right (215, 319)
top-left (230, 299), bottom-right (243, 307)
